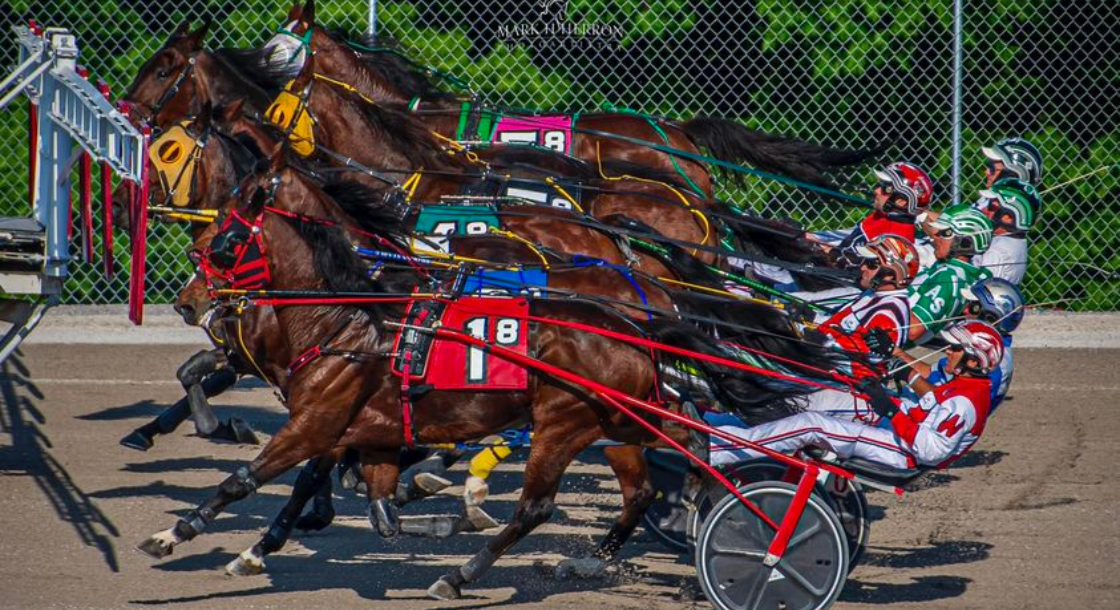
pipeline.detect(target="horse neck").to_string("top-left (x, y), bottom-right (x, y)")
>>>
top-left (311, 84), bottom-right (458, 173)
top-left (312, 30), bottom-right (409, 105)
top-left (196, 52), bottom-right (270, 114)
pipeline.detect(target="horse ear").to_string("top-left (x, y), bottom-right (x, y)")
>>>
top-left (184, 18), bottom-right (212, 51)
top-left (286, 2), bottom-right (303, 22)
top-left (171, 20), bottom-right (190, 38)
top-left (303, 0), bottom-right (316, 25)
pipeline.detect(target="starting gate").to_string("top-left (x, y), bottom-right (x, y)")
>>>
top-left (0, 24), bottom-right (145, 363)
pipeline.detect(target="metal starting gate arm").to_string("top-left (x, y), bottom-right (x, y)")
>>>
top-left (0, 23), bottom-right (147, 363)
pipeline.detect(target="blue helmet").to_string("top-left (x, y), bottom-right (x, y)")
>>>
top-left (966, 277), bottom-right (1025, 334)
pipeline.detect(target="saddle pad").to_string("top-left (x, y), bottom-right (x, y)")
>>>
top-left (492, 114), bottom-right (573, 154)
top-left (429, 297), bottom-right (530, 391)
top-left (411, 205), bottom-right (501, 254)
top-left (462, 268), bottom-right (548, 296)
top-left (501, 177), bottom-right (583, 211)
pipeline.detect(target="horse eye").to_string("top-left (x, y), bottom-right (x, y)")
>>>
top-left (157, 68), bottom-right (171, 79)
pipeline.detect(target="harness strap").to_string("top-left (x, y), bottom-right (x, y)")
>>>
top-left (572, 255), bottom-right (652, 321)
top-left (399, 352), bottom-right (416, 449)
top-left (600, 102), bottom-right (706, 197)
top-left (286, 345), bottom-right (322, 377)
top-left (487, 226), bottom-right (551, 269)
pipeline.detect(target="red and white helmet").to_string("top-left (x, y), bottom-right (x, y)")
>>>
top-left (854, 234), bottom-right (921, 288)
top-left (873, 162), bottom-right (934, 214)
top-left (941, 320), bottom-right (1004, 376)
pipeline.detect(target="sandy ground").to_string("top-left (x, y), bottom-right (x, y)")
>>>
top-left (1, 343), bottom-right (1118, 609)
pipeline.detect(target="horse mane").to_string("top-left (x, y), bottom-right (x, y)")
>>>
top-left (282, 218), bottom-right (374, 294)
top-left (213, 47), bottom-right (293, 93)
top-left (486, 146), bottom-right (596, 178)
top-left (351, 94), bottom-right (470, 171)
top-left (213, 129), bottom-right (260, 179)
top-left (319, 176), bottom-right (411, 239)
top-left (324, 28), bottom-right (459, 102)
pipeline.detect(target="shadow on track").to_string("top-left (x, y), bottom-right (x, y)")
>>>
top-left (0, 351), bottom-right (121, 571)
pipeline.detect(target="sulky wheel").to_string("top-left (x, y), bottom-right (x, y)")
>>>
top-left (821, 475), bottom-right (870, 570)
top-left (695, 481), bottom-right (848, 610)
top-left (640, 448), bottom-right (692, 552)
top-left (688, 459), bottom-right (790, 550)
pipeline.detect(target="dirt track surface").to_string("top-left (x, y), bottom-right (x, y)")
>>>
top-left (1, 344), bottom-right (1118, 609)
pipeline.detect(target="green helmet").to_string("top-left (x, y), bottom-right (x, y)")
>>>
top-left (978, 178), bottom-right (1040, 233)
top-left (931, 205), bottom-right (994, 257)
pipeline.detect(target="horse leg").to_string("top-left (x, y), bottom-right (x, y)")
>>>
top-left (594, 444), bottom-right (655, 561)
top-left (179, 350), bottom-right (260, 444)
top-left (428, 423), bottom-right (599, 600)
top-left (226, 451), bottom-right (340, 576)
top-left (295, 468), bottom-right (337, 531)
top-left (462, 440), bottom-right (513, 531)
top-left (177, 349), bottom-right (228, 436)
top-left (136, 388), bottom-right (358, 560)
top-left (362, 449), bottom-right (402, 538)
top-left (396, 447), bottom-right (462, 504)
top-left (119, 359), bottom-right (239, 451)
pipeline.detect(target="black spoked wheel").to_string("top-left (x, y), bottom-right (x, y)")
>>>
top-left (640, 448), bottom-right (691, 552)
top-left (695, 482), bottom-right (848, 610)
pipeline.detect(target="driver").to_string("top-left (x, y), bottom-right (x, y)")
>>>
top-left (711, 321), bottom-right (1003, 470)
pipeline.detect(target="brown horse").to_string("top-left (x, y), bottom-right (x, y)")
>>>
top-left (141, 154), bottom-right (832, 600)
top-left (270, 0), bottom-right (881, 197)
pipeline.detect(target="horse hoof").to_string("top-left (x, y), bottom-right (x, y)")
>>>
top-left (427, 576), bottom-right (461, 601)
top-left (120, 429), bottom-right (154, 452)
top-left (225, 550), bottom-right (265, 576)
top-left (465, 505), bottom-right (501, 531)
top-left (369, 500), bottom-right (399, 538)
top-left (135, 535), bottom-right (174, 559)
top-left (400, 514), bottom-right (462, 539)
top-left (294, 510), bottom-right (335, 532)
top-left (414, 472), bottom-right (453, 495)
top-left (339, 465), bottom-right (360, 490)
top-left (227, 418), bottom-right (260, 444)
top-left (554, 557), bottom-right (610, 581)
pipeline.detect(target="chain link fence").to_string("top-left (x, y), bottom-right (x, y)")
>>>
top-left (1, 1), bottom-right (1116, 309)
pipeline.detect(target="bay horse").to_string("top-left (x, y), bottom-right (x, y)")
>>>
top-left (168, 145), bottom-right (833, 575)
top-left (140, 152), bottom-right (836, 599)
top-left (269, 0), bottom-right (881, 197)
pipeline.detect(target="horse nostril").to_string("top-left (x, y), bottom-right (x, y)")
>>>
top-left (174, 303), bottom-right (195, 324)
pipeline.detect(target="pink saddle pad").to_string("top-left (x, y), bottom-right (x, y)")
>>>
top-left (492, 114), bottom-right (572, 154)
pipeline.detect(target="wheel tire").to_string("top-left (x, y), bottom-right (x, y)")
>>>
top-left (695, 482), bottom-right (848, 610)
top-left (640, 448), bottom-right (691, 552)
top-left (687, 459), bottom-right (790, 551)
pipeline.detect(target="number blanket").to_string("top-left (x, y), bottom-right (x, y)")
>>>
top-left (492, 115), bottom-right (573, 154)
top-left (411, 205), bottom-right (501, 253)
top-left (392, 297), bottom-right (530, 391)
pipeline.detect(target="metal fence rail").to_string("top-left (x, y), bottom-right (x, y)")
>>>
top-left (1, 1), bottom-right (1116, 309)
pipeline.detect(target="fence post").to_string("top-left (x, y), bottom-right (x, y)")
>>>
top-left (951, 0), bottom-right (964, 205)
top-left (368, 0), bottom-right (378, 38)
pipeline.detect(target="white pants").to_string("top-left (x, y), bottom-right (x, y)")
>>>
top-left (801, 388), bottom-right (878, 424)
top-left (710, 412), bottom-right (912, 469)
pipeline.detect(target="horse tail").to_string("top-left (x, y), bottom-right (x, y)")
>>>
top-left (679, 117), bottom-right (884, 189)
top-left (643, 320), bottom-right (813, 425)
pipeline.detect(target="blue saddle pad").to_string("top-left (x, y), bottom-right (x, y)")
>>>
top-left (462, 268), bottom-right (548, 296)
